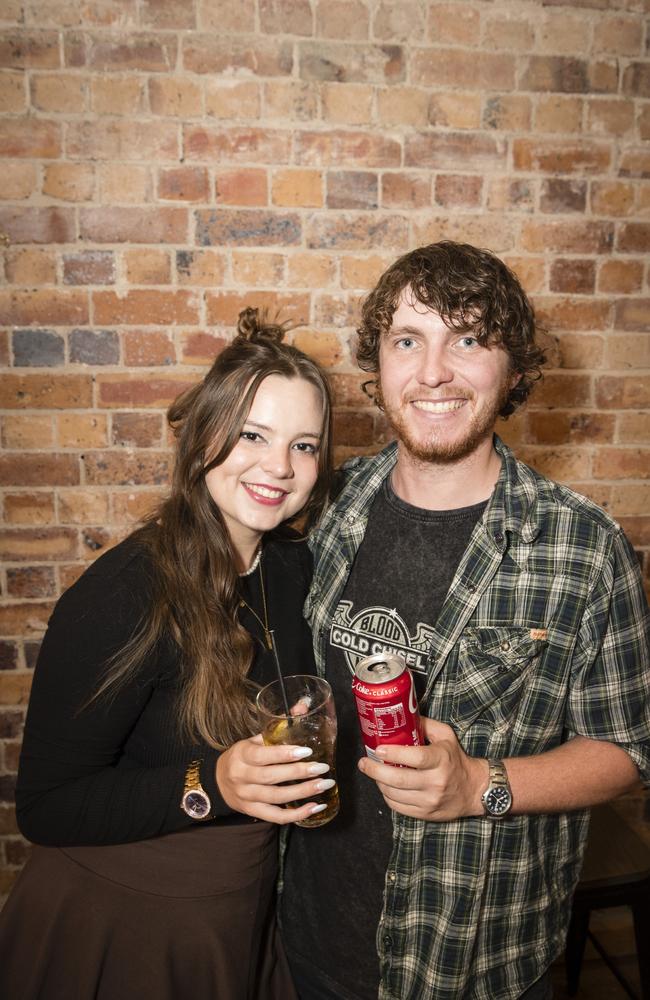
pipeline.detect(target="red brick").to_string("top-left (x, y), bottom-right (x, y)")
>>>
top-left (593, 448), bottom-right (650, 480)
top-left (1, 414), bottom-right (55, 450)
top-left (42, 163), bottom-right (95, 202)
top-left (179, 332), bottom-right (228, 365)
top-left (182, 35), bottom-right (292, 76)
top-left (412, 215), bottom-right (517, 256)
top-left (321, 83), bottom-right (373, 125)
top-left (294, 130), bottom-right (401, 168)
top-left (521, 56), bottom-right (589, 93)
top-left (617, 414), bottom-right (650, 446)
top-left (598, 260), bottom-right (643, 294)
top-left (540, 178), bottom-right (586, 213)
top-left (381, 173), bottom-right (430, 209)
top-left (63, 251), bottom-right (115, 286)
top-left (0, 374), bottom-right (92, 410)
top-left (0, 161), bottom-right (37, 200)
top-left (329, 372), bottom-right (371, 407)
top-left (593, 14), bottom-right (643, 57)
top-left (427, 2), bottom-right (479, 45)
top-left (111, 413), bottom-right (164, 448)
top-left (533, 373), bottom-right (592, 409)
top-left (3, 493), bottom-right (56, 526)
top-left (0, 454), bottom-right (79, 487)
top-left (94, 290), bottom-right (198, 326)
top-left (617, 224), bottom-right (650, 253)
top-left (271, 169), bottom-right (321, 208)
top-left (619, 150), bottom-right (650, 179)
top-left (0, 31), bottom-right (60, 69)
top-left (232, 251), bottom-right (285, 287)
top-left (435, 174), bottom-right (483, 208)
top-left (483, 14), bottom-right (534, 51)
top-left (123, 249), bottom-right (171, 285)
top-left (148, 76), bottom-right (202, 116)
top-left (339, 254), bottom-right (391, 291)
top-left (0, 672), bottom-right (34, 704)
top-left (30, 73), bottom-right (86, 113)
top-left (70, 329), bottom-right (119, 366)
top-left (82, 451), bottom-right (172, 486)
top-left (487, 179), bottom-right (534, 214)
top-left (516, 446), bottom-right (591, 482)
top-left (299, 41), bottom-right (404, 84)
top-left (260, 0), bottom-right (313, 35)
top-left (520, 221), bottom-right (613, 254)
top-left (58, 490), bottom-right (110, 525)
top-left (111, 489), bottom-right (165, 525)
top-left (327, 172), bottom-right (378, 210)
top-left (175, 250), bottom-right (226, 287)
top-left (291, 329), bottom-right (344, 367)
top-left (185, 126), bottom-right (291, 164)
top-left (528, 411), bottom-right (615, 445)
top-left (97, 374), bottom-right (194, 408)
top-left (97, 164), bottom-right (152, 204)
top-left (614, 299), bottom-right (650, 332)
top-left (57, 413), bottom-right (108, 448)
top-left (622, 62), bottom-right (650, 98)
top-left (205, 291), bottom-right (309, 327)
top-left (287, 253), bottom-right (336, 289)
top-left (4, 249), bottom-right (56, 286)
top-left (405, 133), bottom-right (506, 169)
top-left (596, 376), bottom-right (650, 409)
top-left (0, 72), bottom-right (26, 112)
top-left (428, 92), bottom-right (481, 129)
top-left (549, 260), bottom-right (595, 295)
top-left (12, 329), bottom-right (64, 367)
top-left (140, 0), bottom-right (196, 28)
top-left (123, 330), bottom-right (176, 366)
top-left (333, 409), bottom-right (375, 446)
top-left (411, 48), bottom-right (515, 90)
top-left (587, 98), bottom-right (635, 137)
top-left (0, 118), bottom-right (60, 158)
top-left (315, 0), bottom-right (369, 40)
top-left (215, 169), bottom-right (268, 206)
top-left (6, 567), bottom-right (56, 599)
top-left (555, 334), bottom-right (604, 371)
top-left (605, 334), bottom-right (650, 370)
top-left (313, 293), bottom-right (358, 328)
top-left (534, 95), bottom-right (583, 134)
top-left (0, 290), bottom-right (89, 327)
top-left (535, 297), bottom-right (610, 333)
top-left (87, 32), bottom-right (177, 71)
top-left (204, 79), bottom-right (260, 119)
top-left (80, 207), bottom-right (187, 244)
top-left (590, 181), bottom-right (635, 217)
top-left (197, 0), bottom-right (255, 33)
top-left (0, 206), bottom-right (74, 244)
top-left (306, 214), bottom-right (408, 251)
top-left (196, 209), bottom-right (301, 247)
top-left (67, 120), bottom-right (179, 161)
top-left (91, 76), bottom-right (144, 114)
top-left (513, 139), bottom-right (611, 174)
top-left (0, 528), bottom-right (78, 561)
top-left (158, 167), bottom-right (209, 203)
top-left (0, 602), bottom-right (54, 637)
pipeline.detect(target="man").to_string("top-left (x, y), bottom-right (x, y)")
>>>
top-left (281, 241), bottom-right (650, 1000)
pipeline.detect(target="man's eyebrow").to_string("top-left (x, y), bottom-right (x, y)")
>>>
top-left (243, 419), bottom-right (321, 439)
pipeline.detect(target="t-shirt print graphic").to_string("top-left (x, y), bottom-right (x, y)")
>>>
top-left (330, 599), bottom-right (435, 678)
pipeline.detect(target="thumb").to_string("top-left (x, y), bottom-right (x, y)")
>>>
top-left (422, 717), bottom-right (457, 743)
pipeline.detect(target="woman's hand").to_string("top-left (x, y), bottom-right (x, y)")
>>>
top-left (216, 734), bottom-right (334, 824)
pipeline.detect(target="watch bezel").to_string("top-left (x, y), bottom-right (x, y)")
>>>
top-left (482, 784), bottom-right (512, 817)
top-left (181, 788), bottom-right (211, 820)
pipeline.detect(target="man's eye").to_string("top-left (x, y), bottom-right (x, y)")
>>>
top-left (458, 336), bottom-right (478, 349)
top-left (396, 337), bottom-right (416, 349)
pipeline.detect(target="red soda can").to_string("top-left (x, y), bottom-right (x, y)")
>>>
top-left (352, 652), bottom-right (425, 762)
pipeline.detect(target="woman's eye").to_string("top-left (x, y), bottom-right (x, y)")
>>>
top-left (293, 442), bottom-right (318, 454)
top-left (240, 431), bottom-right (262, 443)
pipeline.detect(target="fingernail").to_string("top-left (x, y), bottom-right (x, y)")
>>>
top-left (376, 746), bottom-right (388, 756)
top-left (290, 747), bottom-right (313, 759)
top-left (315, 778), bottom-right (336, 792)
top-left (307, 762), bottom-right (330, 776)
top-left (309, 803), bottom-right (327, 814)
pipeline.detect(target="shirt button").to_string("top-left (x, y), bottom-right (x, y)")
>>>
top-left (383, 934), bottom-right (392, 948)
top-left (500, 640), bottom-right (511, 651)
top-left (494, 531), bottom-right (504, 544)
top-left (387, 871), bottom-right (396, 883)
top-left (466, 582), bottom-right (476, 592)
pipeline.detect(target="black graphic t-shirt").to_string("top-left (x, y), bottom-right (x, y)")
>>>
top-left (282, 478), bottom-right (486, 1000)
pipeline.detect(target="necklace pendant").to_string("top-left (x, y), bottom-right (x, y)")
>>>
top-left (264, 630), bottom-right (273, 651)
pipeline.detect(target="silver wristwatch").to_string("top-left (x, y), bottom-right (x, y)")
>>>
top-left (481, 759), bottom-right (512, 818)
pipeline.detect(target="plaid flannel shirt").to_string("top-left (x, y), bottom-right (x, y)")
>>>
top-left (304, 436), bottom-right (650, 1000)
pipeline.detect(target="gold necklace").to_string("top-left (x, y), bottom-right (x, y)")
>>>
top-left (239, 556), bottom-right (272, 650)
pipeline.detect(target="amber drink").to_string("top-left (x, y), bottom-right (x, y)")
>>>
top-left (256, 675), bottom-right (339, 828)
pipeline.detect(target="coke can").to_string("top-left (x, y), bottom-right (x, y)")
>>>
top-left (352, 652), bottom-right (425, 762)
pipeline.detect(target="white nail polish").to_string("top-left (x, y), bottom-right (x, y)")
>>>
top-left (291, 747), bottom-right (313, 759)
top-left (315, 778), bottom-right (336, 792)
top-left (307, 762), bottom-right (330, 776)
top-left (309, 803), bottom-right (327, 814)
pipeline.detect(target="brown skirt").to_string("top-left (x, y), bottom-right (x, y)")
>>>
top-left (0, 821), bottom-right (298, 1000)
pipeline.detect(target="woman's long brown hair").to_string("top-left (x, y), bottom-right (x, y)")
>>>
top-left (92, 309), bottom-right (333, 749)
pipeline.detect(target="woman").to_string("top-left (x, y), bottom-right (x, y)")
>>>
top-left (0, 309), bottom-right (333, 1000)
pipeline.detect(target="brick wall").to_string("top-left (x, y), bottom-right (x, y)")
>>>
top-left (1, 0), bottom-right (649, 900)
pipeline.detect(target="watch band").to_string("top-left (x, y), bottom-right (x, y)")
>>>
top-left (481, 758), bottom-right (512, 819)
top-left (488, 759), bottom-right (509, 787)
top-left (181, 759), bottom-right (212, 820)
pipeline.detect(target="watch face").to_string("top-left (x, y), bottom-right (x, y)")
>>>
top-left (183, 790), bottom-right (211, 820)
top-left (485, 786), bottom-right (512, 816)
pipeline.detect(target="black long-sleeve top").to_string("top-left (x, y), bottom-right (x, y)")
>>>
top-left (16, 532), bottom-right (315, 847)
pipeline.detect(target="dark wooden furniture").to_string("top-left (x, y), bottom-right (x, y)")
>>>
top-left (565, 801), bottom-right (650, 999)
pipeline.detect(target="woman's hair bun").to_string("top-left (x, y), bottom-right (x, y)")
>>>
top-left (236, 306), bottom-right (287, 345)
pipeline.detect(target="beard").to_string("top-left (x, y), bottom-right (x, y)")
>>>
top-left (378, 378), bottom-right (511, 465)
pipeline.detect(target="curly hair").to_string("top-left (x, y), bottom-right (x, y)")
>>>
top-left (357, 241), bottom-right (545, 417)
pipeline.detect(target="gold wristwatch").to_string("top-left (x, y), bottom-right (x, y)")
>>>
top-left (180, 759), bottom-right (212, 820)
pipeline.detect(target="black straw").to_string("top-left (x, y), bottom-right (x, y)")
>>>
top-left (268, 629), bottom-right (293, 726)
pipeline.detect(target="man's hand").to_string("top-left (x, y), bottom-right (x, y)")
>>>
top-left (216, 734), bottom-right (334, 825)
top-left (357, 717), bottom-right (488, 821)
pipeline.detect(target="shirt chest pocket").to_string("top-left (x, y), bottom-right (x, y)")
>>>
top-left (451, 626), bottom-right (545, 733)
